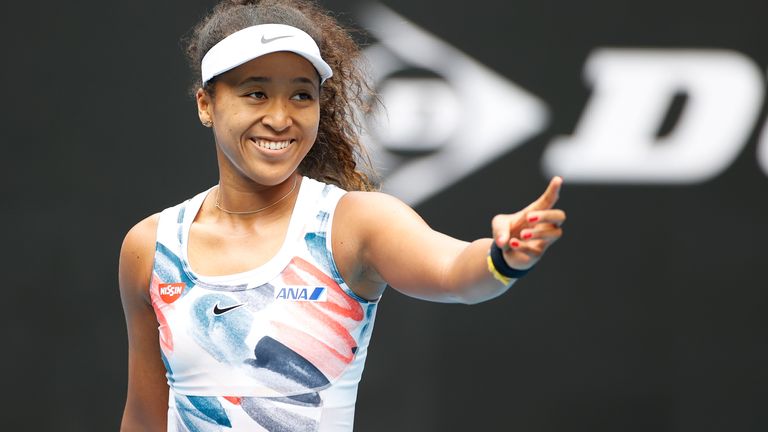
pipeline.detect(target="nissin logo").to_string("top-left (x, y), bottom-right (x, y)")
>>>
top-left (159, 282), bottom-right (185, 304)
top-left (275, 286), bottom-right (328, 302)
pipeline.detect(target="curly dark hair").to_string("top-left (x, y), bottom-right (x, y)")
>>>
top-left (183, 0), bottom-right (378, 191)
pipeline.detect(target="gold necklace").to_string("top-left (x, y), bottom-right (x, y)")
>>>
top-left (215, 176), bottom-right (299, 215)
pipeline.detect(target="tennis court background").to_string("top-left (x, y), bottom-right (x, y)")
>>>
top-left (1, 0), bottom-right (766, 430)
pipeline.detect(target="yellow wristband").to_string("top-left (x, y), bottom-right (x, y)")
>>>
top-left (487, 255), bottom-right (513, 286)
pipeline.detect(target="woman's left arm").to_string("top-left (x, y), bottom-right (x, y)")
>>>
top-left (336, 177), bottom-right (565, 304)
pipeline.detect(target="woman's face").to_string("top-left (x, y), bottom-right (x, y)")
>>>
top-left (197, 51), bottom-right (321, 187)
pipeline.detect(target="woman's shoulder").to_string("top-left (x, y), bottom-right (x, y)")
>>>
top-left (122, 213), bottom-right (160, 250)
top-left (119, 213), bottom-right (160, 300)
top-left (338, 190), bottom-right (418, 220)
top-left (334, 190), bottom-right (428, 247)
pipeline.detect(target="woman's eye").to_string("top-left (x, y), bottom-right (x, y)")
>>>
top-left (248, 91), bottom-right (266, 99)
top-left (291, 92), bottom-right (314, 101)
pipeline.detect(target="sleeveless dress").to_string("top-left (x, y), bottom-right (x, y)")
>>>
top-left (149, 177), bottom-right (380, 431)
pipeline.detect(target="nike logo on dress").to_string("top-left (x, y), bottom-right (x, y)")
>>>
top-left (213, 302), bottom-right (246, 316)
top-left (261, 34), bottom-right (293, 44)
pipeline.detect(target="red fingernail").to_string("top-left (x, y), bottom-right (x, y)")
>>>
top-left (510, 240), bottom-right (520, 248)
top-left (528, 216), bottom-right (539, 223)
top-left (522, 232), bottom-right (533, 239)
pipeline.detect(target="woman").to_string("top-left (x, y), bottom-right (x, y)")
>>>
top-left (118, 0), bottom-right (566, 430)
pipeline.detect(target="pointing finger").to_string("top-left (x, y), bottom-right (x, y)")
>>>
top-left (526, 176), bottom-right (563, 212)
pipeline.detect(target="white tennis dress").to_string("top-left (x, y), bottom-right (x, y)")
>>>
top-left (150, 177), bottom-right (379, 431)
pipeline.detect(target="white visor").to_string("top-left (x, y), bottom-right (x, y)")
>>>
top-left (201, 24), bottom-right (333, 85)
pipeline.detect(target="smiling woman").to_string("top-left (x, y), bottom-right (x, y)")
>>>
top-left (117, 0), bottom-right (566, 431)
top-left (184, 0), bottom-right (376, 192)
top-left (197, 51), bottom-right (322, 192)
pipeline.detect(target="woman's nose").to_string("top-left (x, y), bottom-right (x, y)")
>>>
top-left (262, 101), bottom-right (293, 131)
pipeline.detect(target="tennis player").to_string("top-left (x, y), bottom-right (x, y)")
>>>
top-left (118, 1), bottom-right (566, 430)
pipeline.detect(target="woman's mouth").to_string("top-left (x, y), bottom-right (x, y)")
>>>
top-left (251, 138), bottom-right (293, 150)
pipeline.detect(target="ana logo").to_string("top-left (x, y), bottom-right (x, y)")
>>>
top-left (275, 286), bottom-right (328, 302)
top-left (159, 282), bottom-right (185, 304)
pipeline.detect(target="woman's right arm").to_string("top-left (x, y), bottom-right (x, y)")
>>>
top-left (118, 214), bottom-right (169, 431)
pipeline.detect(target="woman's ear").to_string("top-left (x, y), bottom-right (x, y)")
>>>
top-left (196, 88), bottom-right (213, 127)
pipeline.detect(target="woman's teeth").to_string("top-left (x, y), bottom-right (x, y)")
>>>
top-left (254, 139), bottom-right (291, 150)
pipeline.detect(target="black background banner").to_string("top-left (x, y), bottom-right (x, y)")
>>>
top-left (2, 0), bottom-right (767, 431)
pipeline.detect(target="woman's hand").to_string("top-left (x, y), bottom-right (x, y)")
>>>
top-left (491, 176), bottom-right (566, 271)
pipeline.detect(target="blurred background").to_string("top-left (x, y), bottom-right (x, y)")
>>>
top-left (2, 0), bottom-right (767, 430)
